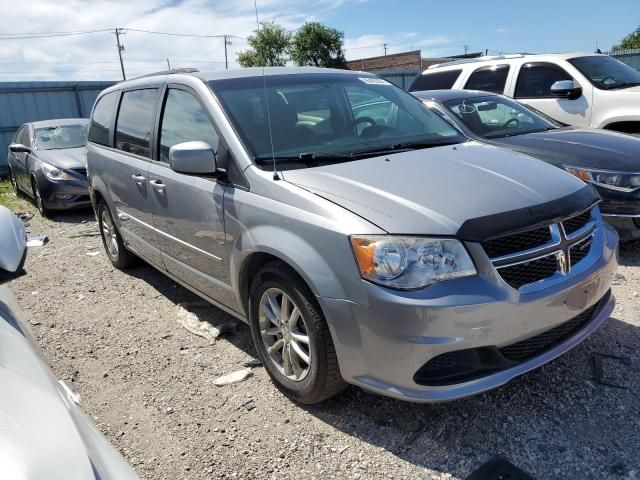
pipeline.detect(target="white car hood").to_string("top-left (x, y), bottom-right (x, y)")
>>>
top-left (0, 299), bottom-right (96, 479)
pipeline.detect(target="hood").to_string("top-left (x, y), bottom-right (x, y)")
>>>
top-left (492, 128), bottom-right (640, 171)
top-left (0, 286), bottom-right (123, 480)
top-left (282, 141), bottom-right (587, 236)
top-left (35, 147), bottom-right (86, 170)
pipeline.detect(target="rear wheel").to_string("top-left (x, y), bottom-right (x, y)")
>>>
top-left (249, 262), bottom-right (346, 404)
top-left (8, 168), bottom-right (20, 196)
top-left (31, 177), bottom-right (49, 217)
top-left (97, 201), bottom-right (136, 269)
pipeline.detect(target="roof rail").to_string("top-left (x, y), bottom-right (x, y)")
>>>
top-left (427, 54), bottom-right (527, 70)
top-left (126, 68), bottom-right (200, 81)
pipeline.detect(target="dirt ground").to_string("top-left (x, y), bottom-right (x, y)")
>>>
top-left (5, 194), bottom-right (640, 479)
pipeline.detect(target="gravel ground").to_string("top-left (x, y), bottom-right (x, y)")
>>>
top-left (7, 202), bottom-right (640, 480)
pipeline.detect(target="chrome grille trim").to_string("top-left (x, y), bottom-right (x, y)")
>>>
top-left (486, 208), bottom-right (598, 291)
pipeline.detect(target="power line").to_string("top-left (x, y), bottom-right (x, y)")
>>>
top-left (124, 28), bottom-right (244, 39)
top-left (0, 29), bottom-right (113, 40)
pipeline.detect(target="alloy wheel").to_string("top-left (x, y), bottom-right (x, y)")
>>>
top-left (101, 209), bottom-right (119, 258)
top-left (259, 288), bottom-right (311, 381)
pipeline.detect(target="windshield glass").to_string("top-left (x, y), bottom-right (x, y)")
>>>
top-left (568, 55), bottom-right (640, 90)
top-left (209, 73), bottom-right (465, 169)
top-left (35, 124), bottom-right (87, 150)
top-left (443, 95), bottom-right (556, 139)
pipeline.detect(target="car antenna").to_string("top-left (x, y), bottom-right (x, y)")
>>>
top-left (254, 0), bottom-right (279, 181)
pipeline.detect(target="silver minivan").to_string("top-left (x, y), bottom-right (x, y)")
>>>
top-left (87, 67), bottom-right (618, 404)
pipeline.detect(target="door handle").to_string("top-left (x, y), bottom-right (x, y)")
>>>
top-left (150, 179), bottom-right (166, 191)
top-left (131, 174), bottom-right (147, 184)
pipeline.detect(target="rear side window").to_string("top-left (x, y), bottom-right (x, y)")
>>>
top-left (465, 65), bottom-right (510, 94)
top-left (159, 89), bottom-right (219, 163)
top-left (115, 89), bottom-right (159, 158)
top-left (409, 69), bottom-right (462, 92)
top-left (515, 63), bottom-right (572, 98)
top-left (88, 91), bottom-right (119, 146)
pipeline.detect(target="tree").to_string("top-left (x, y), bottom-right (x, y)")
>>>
top-left (612, 25), bottom-right (640, 51)
top-left (237, 22), bottom-right (291, 67)
top-left (290, 22), bottom-right (346, 68)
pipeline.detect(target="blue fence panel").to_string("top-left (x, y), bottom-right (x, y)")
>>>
top-left (610, 49), bottom-right (640, 71)
top-left (374, 70), bottom-right (419, 90)
top-left (0, 81), bottom-right (116, 176)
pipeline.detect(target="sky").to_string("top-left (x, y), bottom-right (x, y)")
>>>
top-left (0, 0), bottom-right (638, 81)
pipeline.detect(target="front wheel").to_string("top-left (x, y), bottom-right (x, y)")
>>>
top-left (249, 262), bottom-right (346, 404)
top-left (97, 201), bottom-right (136, 269)
top-left (31, 177), bottom-right (49, 217)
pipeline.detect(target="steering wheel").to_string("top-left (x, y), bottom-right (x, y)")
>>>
top-left (503, 117), bottom-right (520, 128)
top-left (353, 116), bottom-right (377, 129)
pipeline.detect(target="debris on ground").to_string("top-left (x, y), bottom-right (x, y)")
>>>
top-left (213, 368), bottom-right (253, 386)
top-left (176, 305), bottom-right (236, 342)
top-left (85, 251), bottom-right (101, 256)
top-left (17, 212), bottom-right (34, 221)
top-left (592, 353), bottom-right (631, 389)
top-left (26, 235), bottom-right (48, 247)
top-left (242, 358), bottom-right (262, 368)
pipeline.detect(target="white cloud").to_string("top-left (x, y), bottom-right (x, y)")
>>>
top-left (344, 32), bottom-right (454, 60)
top-left (496, 27), bottom-right (519, 34)
top-left (0, 0), bottom-right (365, 81)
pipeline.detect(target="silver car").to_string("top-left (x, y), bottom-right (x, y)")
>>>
top-left (0, 206), bottom-right (139, 479)
top-left (87, 67), bottom-right (618, 404)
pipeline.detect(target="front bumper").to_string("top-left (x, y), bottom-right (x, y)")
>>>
top-left (37, 172), bottom-right (91, 211)
top-left (318, 222), bottom-right (619, 403)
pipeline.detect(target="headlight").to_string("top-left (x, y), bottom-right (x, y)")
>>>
top-left (564, 165), bottom-right (640, 192)
top-left (41, 162), bottom-right (74, 181)
top-left (350, 236), bottom-right (477, 289)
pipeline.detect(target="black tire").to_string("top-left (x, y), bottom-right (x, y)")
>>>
top-left (97, 201), bottom-right (136, 269)
top-left (248, 262), bottom-right (346, 404)
top-left (8, 168), bottom-right (20, 196)
top-left (31, 177), bottom-right (49, 218)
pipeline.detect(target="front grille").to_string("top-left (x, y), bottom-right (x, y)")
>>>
top-left (562, 210), bottom-right (592, 236)
top-left (497, 255), bottom-right (558, 290)
top-left (482, 225), bottom-right (552, 259)
top-left (569, 236), bottom-right (593, 267)
top-left (413, 292), bottom-right (608, 386)
top-left (499, 301), bottom-right (599, 362)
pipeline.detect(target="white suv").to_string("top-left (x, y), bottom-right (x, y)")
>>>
top-left (409, 53), bottom-right (640, 134)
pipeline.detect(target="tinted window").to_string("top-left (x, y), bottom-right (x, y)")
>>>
top-left (88, 91), bottom-right (119, 146)
top-left (159, 89), bottom-right (219, 163)
top-left (115, 89), bottom-right (159, 157)
top-left (465, 65), bottom-right (509, 94)
top-left (568, 55), bottom-right (640, 90)
top-left (515, 63), bottom-right (572, 98)
top-left (409, 70), bottom-right (462, 92)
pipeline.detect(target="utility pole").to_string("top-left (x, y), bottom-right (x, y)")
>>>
top-left (463, 44), bottom-right (469, 56)
top-left (114, 28), bottom-right (126, 80)
top-left (167, 58), bottom-right (171, 69)
top-left (383, 43), bottom-right (388, 56)
top-left (223, 35), bottom-right (232, 69)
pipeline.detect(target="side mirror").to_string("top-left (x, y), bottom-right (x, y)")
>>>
top-left (550, 80), bottom-right (582, 100)
top-left (9, 143), bottom-right (31, 154)
top-left (0, 206), bottom-right (27, 285)
top-left (169, 141), bottom-right (218, 175)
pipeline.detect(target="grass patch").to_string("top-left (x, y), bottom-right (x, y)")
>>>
top-left (0, 179), bottom-right (31, 212)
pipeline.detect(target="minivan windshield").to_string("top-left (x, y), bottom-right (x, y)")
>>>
top-left (442, 95), bottom-right (556, 139)
top-left (568, 55), bottom-right (640, 90)
top-left (35, 124), bottom-right (87, 150)
top-left (209, 73), bottom-right (466, 169)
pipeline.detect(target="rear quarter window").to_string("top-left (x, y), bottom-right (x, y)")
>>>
top-left (409, 69), bottom-right (462, 92)
top-left (88, 91), bottom-right (119, 146)
top-left (464, 65), bottom-right (510, 94)
top-left (114, 89), bottom-right (160, 158)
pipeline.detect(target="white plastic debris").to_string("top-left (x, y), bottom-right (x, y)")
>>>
top-left (85, 251), bottom-right (100, 256)
top-left (175, 305), bottom-right (237, 343)
top-left (26, 235), bottom-right (48, 247)
top-left (213, 368), bottom-right (253, 387)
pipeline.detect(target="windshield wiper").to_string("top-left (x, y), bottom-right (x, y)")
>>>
top-left (348, 139), bottom-right (462, 158)
top-left (254, 151), bottom-right (354, 165)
